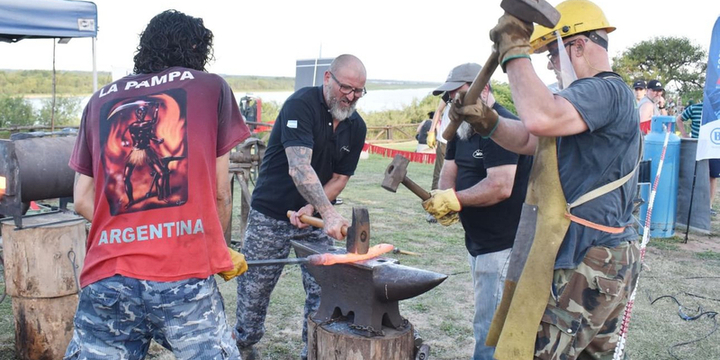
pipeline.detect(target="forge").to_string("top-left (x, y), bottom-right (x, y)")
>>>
top-left (0, 132), bottom-right (77, 228)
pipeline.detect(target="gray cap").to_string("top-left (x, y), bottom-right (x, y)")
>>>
top-left (432, 63), bottom-right (481, 96)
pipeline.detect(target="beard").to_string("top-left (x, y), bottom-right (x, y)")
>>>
top-left (325, 85), bottom-right (357, 121)
top-left (456, 121), bottom-right (475, 141)
top-left (329, 100), bottom-right (356, 121)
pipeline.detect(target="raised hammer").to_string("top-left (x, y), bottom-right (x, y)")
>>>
top-left (442, 0), bottom-right (560, 141)
top-left (381, 154), bottom-right (431, 201)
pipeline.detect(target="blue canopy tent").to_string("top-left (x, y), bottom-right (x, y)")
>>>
top-left (0, 0), bottom-right (97, 41)
top-left (0, 0), bottom-right (98, 129)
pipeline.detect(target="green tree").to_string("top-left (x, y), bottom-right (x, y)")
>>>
top-left (260, 100), bottom-right (281, 124)
top-left (612, 36), bottom-right (706, 102)
top-left (0, 70), bottom-right (113, 95)
top-left (0, 95), bottom-right (35, 127)
top-left (491, 81), bottom-right (515, 114)
top-left (37, 97), bottom-right (82, 127)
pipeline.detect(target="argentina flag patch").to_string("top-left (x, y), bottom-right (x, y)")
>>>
top-left (287, 120), bottom-right (298, 129)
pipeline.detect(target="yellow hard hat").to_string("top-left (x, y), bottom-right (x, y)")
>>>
top-left (529, 0), bottom-right (615, 54)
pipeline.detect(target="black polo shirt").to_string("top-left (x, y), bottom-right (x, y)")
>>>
top-left (445, 103), bottom-right (532, 256)
top-left (251, 86), bottom-right (367, 220)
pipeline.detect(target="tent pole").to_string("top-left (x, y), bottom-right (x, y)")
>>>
top-left (52, 39), bottom-right (56, 133)
top-left (92, 37), bottom-right (98, 93)
top-left (683, 160), bottom-right (700, 243)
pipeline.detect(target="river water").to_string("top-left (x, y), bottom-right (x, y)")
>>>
top-left (27, 87), bottom-right (436, 116)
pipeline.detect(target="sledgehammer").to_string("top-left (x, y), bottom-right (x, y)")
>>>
top-left (381, 155), bottom-right (431, 201)
top-left (442, 0), bottom-right (560, 141)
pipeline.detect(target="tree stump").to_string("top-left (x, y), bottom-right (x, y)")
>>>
top-left (11, 295), bottom-right (80, 360)
top-left (307, 317), bottom-right (415, 360)
top-left (2, 212), bottom-right (86, 360)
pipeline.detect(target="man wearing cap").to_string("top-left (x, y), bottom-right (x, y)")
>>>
top-left (426, 64), bottom-right (480, 207)
top-left (422, 63), bottom-right (531, 360)
top-left (633, 79), bottom-right (647, 104)
top-left (638, 79), bottom-right (668, 134)
top-left (448, 0), bottom-right (641, 358)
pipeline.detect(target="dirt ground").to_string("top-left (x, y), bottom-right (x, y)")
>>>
top-left (677, 233), bottom-right (720, 252)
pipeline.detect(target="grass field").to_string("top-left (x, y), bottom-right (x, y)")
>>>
top-left (0, 153), bottom-right (719, 359)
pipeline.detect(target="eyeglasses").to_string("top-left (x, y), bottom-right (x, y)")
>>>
top-left (547, 40), bottom-right (578, 63)
top-left (329, 72), bottom-right (366, 97)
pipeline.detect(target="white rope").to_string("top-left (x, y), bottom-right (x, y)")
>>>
top-left (613, 125), bottom-right (672, 359)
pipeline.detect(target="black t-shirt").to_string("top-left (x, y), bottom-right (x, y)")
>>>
top-left (251, 86), bottom-right (367, 220)
top-left (445, 103), bottom-right (532, 256)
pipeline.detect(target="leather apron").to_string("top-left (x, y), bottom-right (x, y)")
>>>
top-left (486, 136), bottom-right (571, 359)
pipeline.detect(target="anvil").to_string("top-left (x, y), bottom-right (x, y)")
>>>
top-left (291, 240), bottom-right (447, 336)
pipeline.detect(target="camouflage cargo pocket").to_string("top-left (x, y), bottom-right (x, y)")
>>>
top-left (595, 276), bottom-right (622, 297)
top-left (536, 302), bottom-right (582, 359)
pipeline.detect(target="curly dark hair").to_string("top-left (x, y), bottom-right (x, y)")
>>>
top-left (133, 10), bottom-right (214, 74)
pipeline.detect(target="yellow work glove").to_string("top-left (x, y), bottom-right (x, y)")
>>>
top-left (218, 247), bottom-right (248, 281)
top-left (489, 13), bottom-right (534, 72)
top-left (450, 91), bottom-right (499, 138)
top-left (437, 211), bottom-right (460, 226)
top-left (427, 131), bottom-right (437, 149)
top-left (422, 189), bottom-right (462, 220)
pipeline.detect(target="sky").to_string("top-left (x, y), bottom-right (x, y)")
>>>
top-left (1, 0), bottom-right (719, 87)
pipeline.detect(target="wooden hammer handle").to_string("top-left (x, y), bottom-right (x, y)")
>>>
top-left (443, 51), bottom-right (499, 141)
top-left (286, 211), bottom-right (348, 237)
top-left (402, 177), bottom-right (431, 201)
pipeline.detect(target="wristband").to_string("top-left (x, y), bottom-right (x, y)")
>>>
top-left (482, 118), bottom-right (500, 139)
top-left (500, 54), bottom-right (531, 73)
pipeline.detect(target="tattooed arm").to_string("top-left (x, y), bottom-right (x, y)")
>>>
top-left (285, 146), bottom-right (348, 240)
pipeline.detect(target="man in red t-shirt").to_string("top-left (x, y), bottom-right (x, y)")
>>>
top-left (66, 10), bottom-right (250, 359)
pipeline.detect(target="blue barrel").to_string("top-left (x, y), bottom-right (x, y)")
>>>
top-left (639, 116), bottom-right (681, 238)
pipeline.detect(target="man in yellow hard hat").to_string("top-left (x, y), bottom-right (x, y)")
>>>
top-left (449, 0), bottom-right (642, 359)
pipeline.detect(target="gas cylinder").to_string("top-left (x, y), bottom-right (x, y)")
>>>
top-left (639, 116), bottom-right (681, 238)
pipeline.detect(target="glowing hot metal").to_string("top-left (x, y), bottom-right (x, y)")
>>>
top-left (245, 243), bottom-right (394, 267)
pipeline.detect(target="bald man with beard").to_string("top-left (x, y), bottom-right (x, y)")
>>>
top-left (234, 54), bottom-right (368, 360)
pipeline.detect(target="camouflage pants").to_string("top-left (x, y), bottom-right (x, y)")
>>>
top-left (234, 209), bottom-right (333, 359)
top-left (64, 275), bottom-right (239, 360)
top-left (535, 241), bottom-right (641, 360)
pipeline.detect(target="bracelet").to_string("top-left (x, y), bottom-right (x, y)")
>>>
top-left (659, 105), bottom-right (666, 109)
top-left (482, 119), bottom-right (500, 139)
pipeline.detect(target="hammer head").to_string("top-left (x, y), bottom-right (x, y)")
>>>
top-left (501, 0), bottom-right (561, 28)
top-left (346, 207), bottom-right (370, 255)
top-left (381, 155), bottom-right (409, 193)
